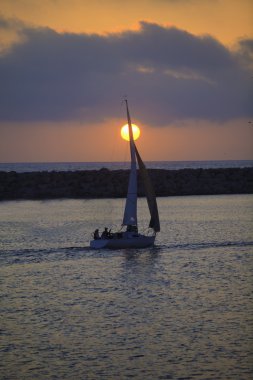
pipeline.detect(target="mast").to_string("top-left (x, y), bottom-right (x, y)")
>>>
top-left (122, 99), bottom-right (138, 227)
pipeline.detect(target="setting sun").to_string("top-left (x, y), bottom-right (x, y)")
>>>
top-left (121, 124), bottom-right (140, 141)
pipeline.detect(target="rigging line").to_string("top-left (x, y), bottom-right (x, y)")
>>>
top-left (106, 125), bottom-right (118, 225)
top-left (106, 119), bottom-right (126, 229)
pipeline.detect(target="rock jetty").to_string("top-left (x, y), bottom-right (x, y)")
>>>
top-left (0, 168), bottom-right (252, 201)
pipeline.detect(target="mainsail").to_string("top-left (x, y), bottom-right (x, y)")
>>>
top-left (122, 99), bottom-right (160, 232)
top-left (135, 146), bottom-right (160, 232)
top-left (122, 100), bottom-right (138, 227)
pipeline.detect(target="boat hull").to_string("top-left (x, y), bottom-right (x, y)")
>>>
top-left (90, 235), bottom-right (155, 249)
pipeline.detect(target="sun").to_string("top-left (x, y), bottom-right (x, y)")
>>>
top-left (121, 124), bottom-right (140, 141)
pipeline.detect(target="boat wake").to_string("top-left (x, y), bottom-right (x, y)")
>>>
top-left (1, 240), bottom-right (253, 266)
top-left (158, 240), bottom-right (253, 251)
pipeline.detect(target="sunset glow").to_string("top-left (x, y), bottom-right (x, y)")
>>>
top-left (0, 0), bottom-right (252, 162)
top-left (121, 124), bottom-right (140, 141)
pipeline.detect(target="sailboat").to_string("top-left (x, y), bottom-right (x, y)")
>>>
top-left (90, 99), bottom-right (160, 249)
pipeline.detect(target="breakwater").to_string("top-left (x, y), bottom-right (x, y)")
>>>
top-left (0, 168), bottom-right (252, 200)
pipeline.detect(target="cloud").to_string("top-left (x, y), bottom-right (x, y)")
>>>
top-left (0, 18), bottom-right (252, 126)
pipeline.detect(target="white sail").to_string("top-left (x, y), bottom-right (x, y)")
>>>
top-left (122, 100), bottom-right (138, 227)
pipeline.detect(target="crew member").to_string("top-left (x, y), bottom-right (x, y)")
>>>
top-left (93, 229), bottom-right (100, 239)
top-left (101, 227), bottom-right (109, 239)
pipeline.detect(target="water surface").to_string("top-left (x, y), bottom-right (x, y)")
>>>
top-left (0, 195), bottom-right (252, 379)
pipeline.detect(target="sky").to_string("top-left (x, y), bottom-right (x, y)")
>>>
top-left (0, 0), bottom-right (252, 162)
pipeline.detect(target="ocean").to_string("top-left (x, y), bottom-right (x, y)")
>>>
top-left (0, 159), bottom-right (253, 172)
top-left (0, 194), bottom-right (252, 379)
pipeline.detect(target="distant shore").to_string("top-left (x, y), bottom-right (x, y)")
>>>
top-left (0, 168), bottom-right (252, 201)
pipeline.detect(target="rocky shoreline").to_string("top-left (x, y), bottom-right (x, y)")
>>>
top-left (0, 168), bottom-right (252, 201)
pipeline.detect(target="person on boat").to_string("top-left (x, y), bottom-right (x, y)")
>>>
top-left (93, 229), bottom-right (100, 240)
top-left (101, 227), bottom-right (109, 239)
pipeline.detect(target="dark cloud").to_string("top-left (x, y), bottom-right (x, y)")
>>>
top-left (0, 19), bottom-right (252, 126)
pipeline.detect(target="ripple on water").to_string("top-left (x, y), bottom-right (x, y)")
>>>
top-left (0, 196), bottom-right (253, 379)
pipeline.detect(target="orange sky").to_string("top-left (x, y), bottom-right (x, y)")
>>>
top-left (0, 0), bottom-right (252, 162)
top-left (1, 0), bottom-right (252, 45)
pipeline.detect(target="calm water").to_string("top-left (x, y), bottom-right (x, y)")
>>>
top-left (0, 160), bottom-right (253, 172)
top-left (0, 195), bottom-right (253, 379)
